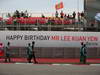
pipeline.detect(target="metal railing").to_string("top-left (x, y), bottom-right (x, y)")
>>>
top-left (0, 13), bottom-right (99, 31)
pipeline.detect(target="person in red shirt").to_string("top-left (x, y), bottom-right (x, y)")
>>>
top-left (60, 10), bottom-right (64, 18)
top-left (0, 43), bottom-right (4, 56)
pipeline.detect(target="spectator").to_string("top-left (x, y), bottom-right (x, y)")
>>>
top-left (81, 11), bottom-right (85, 18)
top-left (41, 14), bottom-right (45, 18)
top-left (55, 10), bottom-right (59, 18)
top-left (24, 10), bottom-right (28, 18)
top-left (72, 11), bottom-right (76, 19)
top-left (7, 13), bottom-right (11, 18)
top-left (64, 14), bottom-right (67, 20)
top-left (21, 11), bottom-right (25, 17)
top-left (78, 12), bottom-right (81, 22)
top-left (67, 14), bottom-right (70, 19)
top-left (15, 10), bottom-right (20, 18)
top-left (60, 10), bottom-right (64, 18)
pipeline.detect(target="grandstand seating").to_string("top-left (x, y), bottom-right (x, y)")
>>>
top-left (18, 18), bottom-right (37, 24)
top-left (63, 20), bottom-right (72, 25)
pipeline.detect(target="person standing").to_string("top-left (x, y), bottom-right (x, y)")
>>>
top-left (0, 43), bottom-right (4, 57)
top-left (80, 42), bottom-right (87, 64)
top-left (60, 10), bottom-right (64, 18)
top-left (72, 11), bottom-right (76, 19)
top-left (5, 42), bottom-right (11, 62)
top-left (27, 43), bottom-right (33, 63)
top-left (55, 10), bottom-right (59, 18)
top-left (32, 41), bottom-right (38, 64)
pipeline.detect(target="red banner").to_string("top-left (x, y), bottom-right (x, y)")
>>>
top-left (55, 2), bottom-right (64, 10)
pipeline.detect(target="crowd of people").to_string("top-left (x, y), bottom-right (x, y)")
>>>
top-left (6, 10), bottom-right (85, 19)
top-left (0, 10), bottom-right (89, 31)
top-left (55, 10), bottom-right (76, 19)
top-left (7, 10), bottom-right (29, 18)
top-left (0, 10), bottom-right (86, 25)
top-left (55, 10), bottom-right (86, 20)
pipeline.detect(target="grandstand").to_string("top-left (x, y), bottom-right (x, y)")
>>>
top-left (0, 0), bottom-right (99, 31)
top-left (0, 11), bottom-right (99, 31)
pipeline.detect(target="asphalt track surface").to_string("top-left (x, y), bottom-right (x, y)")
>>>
top-left (0, 64), bottom-right (100, 75)
top-left (0, 58), bottom-right (100, 64)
